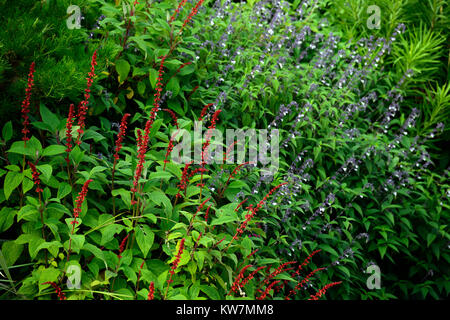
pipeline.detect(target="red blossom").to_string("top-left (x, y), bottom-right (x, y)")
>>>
top-left (238, 266), bottom-right (266, 289)
top-left (291, 249), bottom-right (322, 278)
top-left (76, 50), bottom-right (98, 145)
top-left (176, 161), bottom-right (193, 199)
top-left (42, 281), bottom-right (66, 300)
top-left (201, 109), bottom-right (222, 165)
top-left (148, 282), bottom-right (155, 300)
top-left (114, 113), bottom-right (131, 160)
top-left (117, 233), bottom-right (129, 258)
top-left (263, 261), bottom-right (297, 285)
top-left (65, 104), bottom-right (76, 163)
top-left (186, 85), bottom-right (199, 100)
top-left (204, 205), bottom-right (212, 222)
top-left (163, 108), bottom-right (179, 129)
top-left (198, 103), bottom-right (213, 121)
top-left (131, 56), bottom-right (166, 197)
top-left (308, 281), bottom-right (342, 300)
top-left (71, 179), bottom-right (93, 224)
top-left (168, 238), bottom-right (185, 282)
top-left (21, 62), bottom-right (36, 143)
top-left (228, 264), bottom-right (252, 295)
top-left (256, 280), bottom-right (281, 300)
top-left (28, 161), bottom-right (42, 193)
top-left (179, 0), bottom-right (205, 35)
top-left (285, 267), bottom-right (326, 299)
top-left (169, 0), bottom-right (188, 23)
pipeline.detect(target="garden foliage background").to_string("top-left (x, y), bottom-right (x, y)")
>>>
top-left (0, 0), bottom-right (449, 300)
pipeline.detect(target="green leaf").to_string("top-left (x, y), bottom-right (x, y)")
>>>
top-left (100, 224), bottom-right (123, 246)
top-left (34, 241), bottom-right (62, 258)
top-left (68, 234), bottom-right (85, 254)
top-left (0, 207), bottom-right (16, 232)
top-left (136, 225), bottom-right (155, 258)
top-left (57, 182), bottom-right (72, 200)
top-left (4, 171), bottom-right (23, 200)
top-left (37, 164), bottom-right (52, 183)
top-left (200, 285), bottom-right (221, 300)
top-left (149, 69), bottom-right (158, 89)
top-left (17, 205), bottom-right (39, 222)
top-left (166, 77), bottom-right (180, 97)
top-left (39, 267), bottom-right (61, 293)
top-left (211, 215), bottom-right (237, 226)
top-left (42, 145), bottom-right (66, 157)
top-left (116, 59), bottom-right (130, 83)
top-left (40, 104), bottom-right (60, 132)
top-left (2, 121), bottom-right (12, 142)
top-left (111, 188), bottom-right (131, 209)
top-left (1, 241), bottom-right (23, 267)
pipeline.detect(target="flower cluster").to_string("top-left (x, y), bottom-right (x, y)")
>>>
top-left (41, 282), bottom-right (66, 300)
top-left (169, 0), bottom-right (188, 23)
top-left (117, 233), bottom-right (129, 259)
top-left (179, 0), bottom-right (205, 35)
top-left (148, 282), bottom-right (155, 300)
top-left (256, 280), bottom-right (281, 300)
top-left (76, 50), bottom-right (98, 145)
top-left (176, 161), bottom-right (193, 199)
top-left (71, 179), bottom-right (93, 224)
top-left (65, 104), bottom-right (76, 163)
top-left (308, 281), bottom-right (342, 300)
top-left (28, 161), bottom-right (42, 193)
top-left (114, 113), bottom-right (131, 160)
top-left (228, 264), bottom-right (252, 295)
top-left (168, 238), bottom-right (186, 282)
top-left (21, 61), bottom-right (36, 143)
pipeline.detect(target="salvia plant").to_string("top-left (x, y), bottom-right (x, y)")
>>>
top-left (0, 0), bottom-right (448, 301)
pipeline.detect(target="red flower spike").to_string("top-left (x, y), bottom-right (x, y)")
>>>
top-left (238, 266), bottom-right (266, 289)
top-left (198, 103), bottom-right (213, 121)
top-left (263, 261), bottom-right (297, 285)
top-left (114, 113), bottom-right (131, 160)
top-left (42, 281), bottom-right (66, 300)
top-left (65, 104), bottom-right (75, 162)
top-left (204, 205), bottom-right (212, 223)
top-left (256, 280), bottom-right (281, 300)
top-left (76, 51), bottom-right (98, 145)
top-left (163, 108), bottom-right (179, 129)
top-left (170, 0), bottom-right (188, 23)
top-left (292, 249), bottom-right (322, 278)
top-left (148, 282), bottom-right (155, 300)
top-left (228, 264), bottom-right (252, 295)
top-left (28, 161), bottom-right (42, 193)
top-left (21, 62), bottom-right (36, 143)
top-left (308, 281), bottom-right (342, 300)
top-left (176, 161), bottom-right (193, 199)
top-left (285, 267), bottom-right (326, 299)
top-left (117, 233), bottom-right (129, 258)
top-left (168, 238), bottom-right (186, 280)
top-left (179, 0), bottom-right (205, 35)
top-left (71, 179), bottom-right (93, 225)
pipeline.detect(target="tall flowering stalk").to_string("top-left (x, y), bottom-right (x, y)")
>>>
top-left (76, 50), bottom-right (98, 145)
top-left (198, 103), bottom-right (213, 121)
top-left (165, 238), bottom-right (186, 299)
top-left (67, 179), bottom-right (93, 262)
top-left (226, 183), bottom-right (288, 251)
top-left (228, 264), bottom-right (253, 295)
top-left (187, 197), bottom-right (210, 235)
top-left (65, 104), bottom-right (76, 164)
top-left (169, 0), bottom-right (188, 23)
top-left (178, 0), bottom-right (205, 35)
top-left (256, 280), bottom-right (281, 300)
top-left (112, 113), bottom-right (131, 214)
top-left (131, 56), bottom-right (166, 203)
top-left (28, 161), bottom-right (42, 194)
top-left (21, 62), bottom-right (36, 144)
top-left (199, 109), bottom-right (221, 199)
top-left (176, 161), bottom-right (193, 200)
top-left (308, 281), bottom-right (342, 300)
top-left (291, 249), bottom-right (322, 278)
top-left (285, 267), bottom-right (326, 300)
